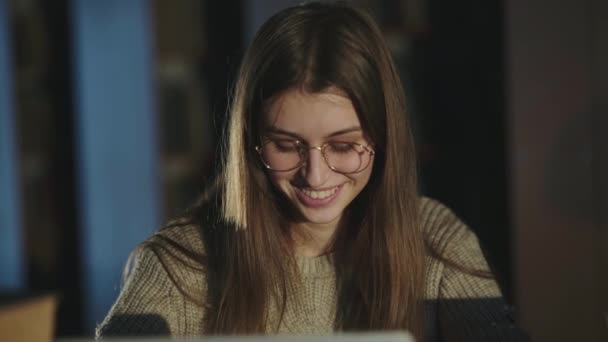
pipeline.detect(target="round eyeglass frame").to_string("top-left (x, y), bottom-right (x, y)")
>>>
top-left (255, 140), bottom-right (375, 174)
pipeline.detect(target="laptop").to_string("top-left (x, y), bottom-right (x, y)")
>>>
top-left (58, 332), bottom-right (415, 342)
top-left (0, 293), bottom-right (57, 342)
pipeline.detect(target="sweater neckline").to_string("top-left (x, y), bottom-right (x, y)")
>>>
top-left (295, 254), bottom-right (334, 277)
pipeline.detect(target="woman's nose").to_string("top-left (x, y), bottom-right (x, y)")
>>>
top-left (301, 148), bottom-right (331, 188)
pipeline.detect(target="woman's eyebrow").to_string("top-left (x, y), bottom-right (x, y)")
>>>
top-left (325, 126), bottom-right (362, 138)
top-left (265, 126), bottom-right (362, 139)
top-left (265, 127), bottom-right (302, 139)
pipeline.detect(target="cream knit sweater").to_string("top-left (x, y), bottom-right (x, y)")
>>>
top-left (97, 198), bottom-right (530, 341)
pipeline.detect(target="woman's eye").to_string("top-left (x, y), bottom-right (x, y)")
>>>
top-left (274, 141), bottom-right (299, 152)
top-left (328, 143), bottom-right (355, 153)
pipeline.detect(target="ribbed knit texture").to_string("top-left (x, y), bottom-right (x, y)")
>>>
top-left (96, 197), bottom-right (530, 341)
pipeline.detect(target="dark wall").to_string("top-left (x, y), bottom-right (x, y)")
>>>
top-left (507, 0), bottom-right (607, 340)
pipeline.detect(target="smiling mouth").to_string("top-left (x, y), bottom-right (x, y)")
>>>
top-left (293, 184), bottom-right (344, 208)
top-left (300, 186), bottom-right (340, 200)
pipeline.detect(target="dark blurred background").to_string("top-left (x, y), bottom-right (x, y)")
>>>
top-left (0, 0), bottom-right (606, 341)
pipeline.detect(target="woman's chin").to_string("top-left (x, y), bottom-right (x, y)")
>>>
top-left (296, 206), bottom-right (343, 226)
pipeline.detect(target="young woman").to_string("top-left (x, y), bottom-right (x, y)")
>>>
top-left (97, 2), bottom-right (529, 341)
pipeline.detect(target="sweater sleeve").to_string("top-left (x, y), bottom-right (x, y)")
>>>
top-left (95, 243), bottom-right (179, 337)
top-left (420, 197), bottom-right (531, 342)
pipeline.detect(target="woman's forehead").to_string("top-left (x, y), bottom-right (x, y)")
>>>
top-left (264, 88), bottom-right (363, 139)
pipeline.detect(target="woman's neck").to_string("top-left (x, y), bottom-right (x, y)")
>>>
top-left (291, 220), bottom-right (340, 257)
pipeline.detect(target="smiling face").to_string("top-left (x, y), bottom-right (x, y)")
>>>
top-left (262, 87), bottom-right (374, 230)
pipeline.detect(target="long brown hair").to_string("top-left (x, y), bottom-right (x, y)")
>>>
top-left (210, 1), bottom-right (425, 338)
top-left (160, 1), bottom-right (426, 339)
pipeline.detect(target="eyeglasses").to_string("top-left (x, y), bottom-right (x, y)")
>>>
top-left (255, 139), bottom-right (375, 174)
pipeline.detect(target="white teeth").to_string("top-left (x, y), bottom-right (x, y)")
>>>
top-left (301, 186), bottom-right (339, 200)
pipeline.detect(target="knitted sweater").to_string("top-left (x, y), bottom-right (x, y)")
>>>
top-left (97, 197), bottom-right (530, 341)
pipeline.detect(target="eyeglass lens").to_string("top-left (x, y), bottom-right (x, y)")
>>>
top-left (259, 140), bottom-right (371, 173)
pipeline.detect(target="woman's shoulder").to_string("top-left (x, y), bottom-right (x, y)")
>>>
top-left (418, 196), bottom-right (464, 239)
top-left (96, 222), bottom-right (207, 337)
top-left (417, 196), bottom-right (479, 257)
top-left (418, 197), bottom-right (530, 341)
top-left (147, 220), bottom-right (206, 256)
top-left (137, 220), bottom-right (208, 298)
